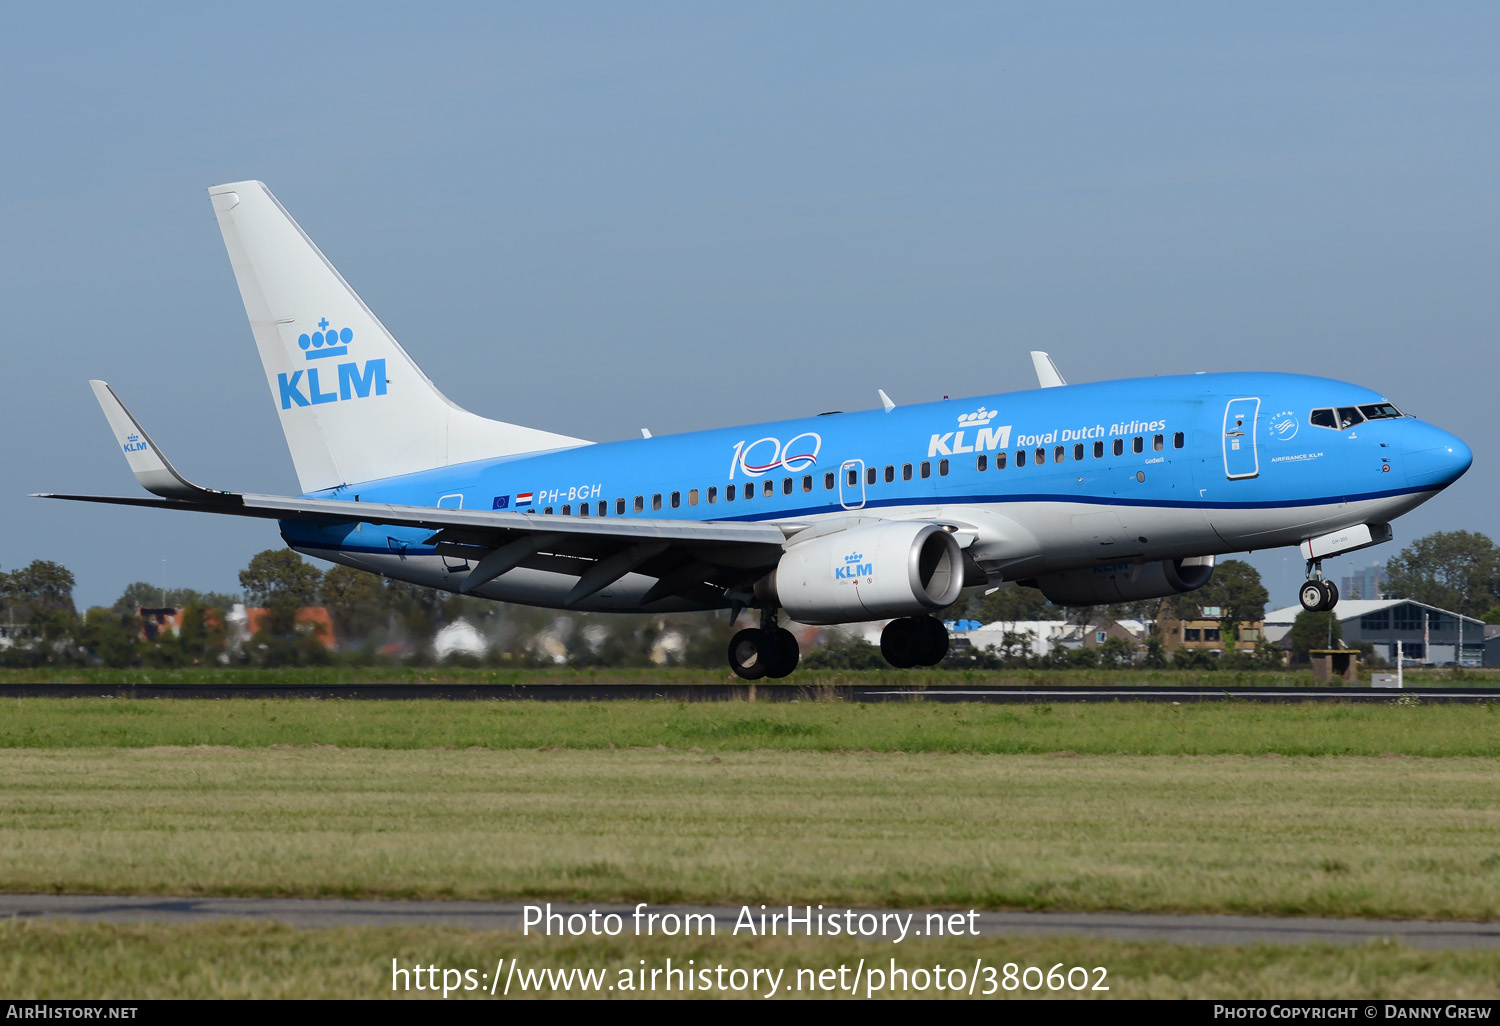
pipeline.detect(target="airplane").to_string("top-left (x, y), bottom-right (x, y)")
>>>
top-left (41, 181), bottom-right (1473, 678)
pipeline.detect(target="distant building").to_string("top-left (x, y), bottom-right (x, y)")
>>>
top-left (224, 603), bottom-right (337, 650)
top-left (1340, 564), bottom-right (1387, 601)
top-left (1263, 599), bottom-right (1483, 666)
top-left (1158, 606), bottom-right (1263, 654)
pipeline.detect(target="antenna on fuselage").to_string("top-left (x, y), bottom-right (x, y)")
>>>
top-left (1030, 351), bottom-right (1067, 388)
top-left (877, 389), bottom-right (896, 411)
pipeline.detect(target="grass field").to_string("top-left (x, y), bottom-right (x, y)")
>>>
top-left (2, 696), bottom-right (1498, 755)
top-left (3, 697), bottom-right (1496, 998)
top-left (4, 920), bottom-right (1497, 999)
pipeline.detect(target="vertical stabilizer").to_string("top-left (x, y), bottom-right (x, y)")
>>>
top-left (209, 181), bottom-right (589, 493)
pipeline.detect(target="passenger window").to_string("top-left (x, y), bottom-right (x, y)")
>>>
top-left (652, 494), bottom-right (662, 511)
top-left (824, 472), bottom-right (834, 490)
top-left (884, 465), bottom-right (895, 483)
top-left (763, 480), bottom-right (773, 497)
top-left (634, 496), bottom-right (644, 513)
top-left (670, 491), bottom-right (680, 508)
top-left (561, 505), bottom-right (570, 516)
top-left (782, 477), bottom-right (792, 495)
top-left (1113, 439), bottom-right (1123, 456)
top-left (847, 468), bottom-right (858, 487)
top-left (598, 501), bottom-right (607, 516)
top-left (1016, 449), bottom-right (1026, 467)
top-left (708, 486), bottom-right (717, 504)
top-left (543, 507), bottom-right (553, 515)
top-left (578, 504), bottom-right (588, 517)
top-left (744, 485), bottom-right (754, 502)
top-left (902, 463), bottom-right (912, 481)
top-left (1310, 409), bottom-right (1337, 429)
top-left (726, 485), bottom-right (735, 502)
top-left (1035, 448), bottom-right (1045, 465)
top-left (616, 498), bottom-right (626, 515)
top-left (1153, 434), bottom-right (1164, 452)
top-left (920, 461), bottom-right (931, 478)
top-left (1054, 445), bottom-right (1064, 463)
top-left (1093, 441), bottom-right (1104, 458)
top-left (995, 451), bottom-right (1006, 469)
top-left (1133, 436), bottom-right (1144, 454)
top-left (688, 489), bottom-right (698, 506)
top-left (866, 467), bottom-right (877, 486)
top-left (1337, 407), bottom-right (1365, 428)
top-left (1074, 443), bottom-right (1084, 461)
top-left (802, 475), bottom-right (812, 492)
top-left (939, 459), bottom-right (949, 476)
top-left (1173, 432), bottom-right (1184, 449)
top-left (976, 454), bottom-right (987, 472)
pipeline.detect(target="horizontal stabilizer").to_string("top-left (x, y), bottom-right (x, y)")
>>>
top-left (1030, 351), bottom-right (1067, 388)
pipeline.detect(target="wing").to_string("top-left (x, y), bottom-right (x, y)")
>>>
top-left (42, 383), bottom-right (793, 608)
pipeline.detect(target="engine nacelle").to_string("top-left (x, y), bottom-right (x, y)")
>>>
top-left (761, 522), bottom-right (965, 624)
top-left (1028, 556), bottom-right (1215, 605)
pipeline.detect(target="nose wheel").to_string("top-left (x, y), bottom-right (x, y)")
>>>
top-left (1298, 562), bottom-right (1339, 613)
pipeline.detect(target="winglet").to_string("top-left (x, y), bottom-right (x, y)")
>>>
top-left (88, 381), bottom-right (230, 502)
top-left (877, 389), bottom-right (895, 412)
top-left (1030, 352), bottom-right (1067, 388)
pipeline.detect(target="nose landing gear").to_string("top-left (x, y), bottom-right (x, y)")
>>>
top-left (1298, 560), bottom-right (1340, 612)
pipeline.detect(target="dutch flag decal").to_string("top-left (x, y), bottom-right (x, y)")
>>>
top-left (516, 491), bottom-right (534, 505)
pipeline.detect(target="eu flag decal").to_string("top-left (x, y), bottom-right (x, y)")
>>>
top-left (492, 495), bottom-right (510, 510)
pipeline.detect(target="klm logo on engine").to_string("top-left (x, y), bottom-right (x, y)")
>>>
top-left (834, 551), bottom-right (873, 581)
top-left (929, 406), bottom-right (1011, 458)
top-left (277, 317), bottom-right (387, 410)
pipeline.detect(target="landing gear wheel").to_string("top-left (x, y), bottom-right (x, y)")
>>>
top-left (1299, 579), bottom-right (1339, 613)
top-left (880, 618), bottom-right (920, 669)
top-left (916, 616), bottom-right (949, 666)
top-left (764, 627), bottom-right (800, 679)
top-left (1322, 580), bottom-right (1339, 610)
top-left (728, 628), bottom-right (768, 680)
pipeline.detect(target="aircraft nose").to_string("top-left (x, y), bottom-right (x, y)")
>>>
top-left (1402, 421), bottom-right (1472, 490)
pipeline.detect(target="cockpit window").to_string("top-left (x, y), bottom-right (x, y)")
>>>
top-left (1310, 409), bottom-right (1337, 429)
top-left (1359, 403), bottom-right (1403, 420)
top-left (1336, 407), bottom-right (1365, 428)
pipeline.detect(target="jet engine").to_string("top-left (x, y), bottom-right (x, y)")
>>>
top-left (759, 521), bottom-right (965, 624)
top-left (1026, 556), bottom-right (1214, 605)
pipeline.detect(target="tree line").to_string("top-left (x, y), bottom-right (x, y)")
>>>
top-left (1, 528), bottom-right (1492, 669)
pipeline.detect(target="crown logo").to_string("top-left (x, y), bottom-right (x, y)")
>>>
top-left (298, 317), bottom-right (352, 361)
top-left (844, 552), bottom-right (864, 563)
top-left (957, 406), bottom-right (998, 427)
top-left (126, 434), bottom-right (139, 443)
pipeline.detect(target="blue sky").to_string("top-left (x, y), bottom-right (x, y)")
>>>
top-left (2, 2), bottom-right (1495, 609)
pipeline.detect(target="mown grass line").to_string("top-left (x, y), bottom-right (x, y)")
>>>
top-left (2, 697), bottom-right (1498, 756)
top-left (3, 920), bottom-right (1498, 999)
top-left (3, 749), bottom-right (1498, 919)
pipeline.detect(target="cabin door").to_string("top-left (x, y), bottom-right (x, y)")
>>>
top-left (838, 460), bottom-right (866, 510)
top-left (1221, 398), bottom-right (1261, 480)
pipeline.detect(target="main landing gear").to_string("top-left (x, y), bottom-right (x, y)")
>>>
top-left (880, 615), bottom-right (950, 669)
top-left (728, 611), bottom-right (800, 680)
top-left (1299, 560), bottom-right (1340, 613)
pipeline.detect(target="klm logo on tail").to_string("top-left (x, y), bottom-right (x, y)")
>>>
top-left (277, 317), bottom-right (387, 410)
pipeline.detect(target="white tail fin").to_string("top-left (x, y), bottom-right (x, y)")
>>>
top-left (209, 181), bottom-right (589, 493)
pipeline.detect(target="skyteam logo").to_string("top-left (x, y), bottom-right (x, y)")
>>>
top-left (928, 406), bottom-right (1011, 458)
top-left (278, 317), bottom-right (388, 410)
top-left (834, 551), bottom-right (873, 581)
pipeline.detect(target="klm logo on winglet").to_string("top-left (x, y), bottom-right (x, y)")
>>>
top-left (277, 317), bottom-right (387, 410)
top-left (928, 406), bottom-right (1011, 458)
top-left (122, 433), bottom-right (149, 454)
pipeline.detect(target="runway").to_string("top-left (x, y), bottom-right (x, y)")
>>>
top-left (3, 895), bottom-right (1496, 949)
top-left (1, 683), bottom-right (1497, 703)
